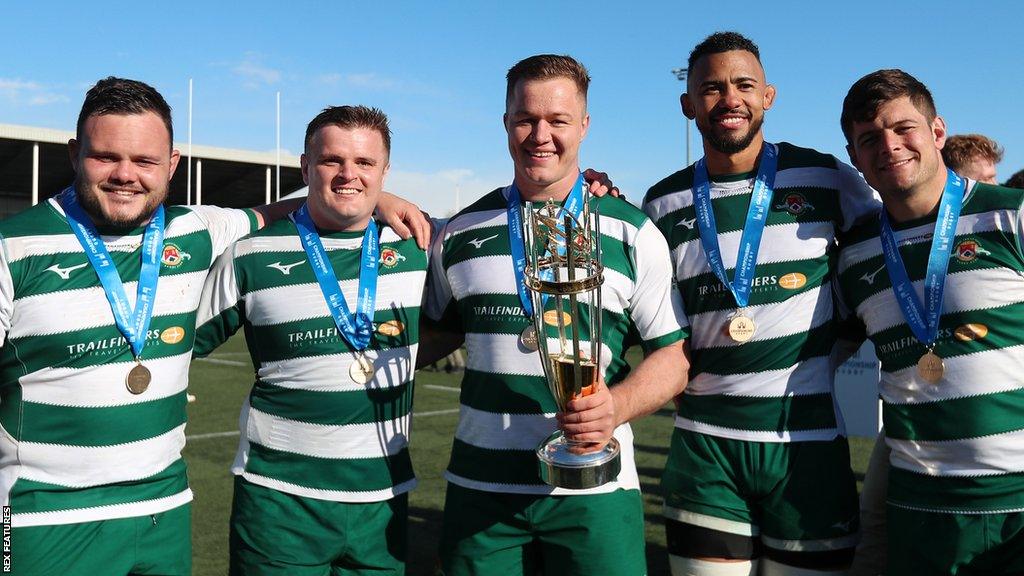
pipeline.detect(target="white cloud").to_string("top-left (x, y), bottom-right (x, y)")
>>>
top-left (386, 168), bottom-right (504, 217)
top-left (344, 73), bottom-right (399, 90)
top-left (317, 73), bottom-right (343, 86)
top-left (0, 78), bottom-right (68, 106)
top-left (315, 71), bottom-right (442, 97)
top-left (233, 54), bottom-right (281, 88)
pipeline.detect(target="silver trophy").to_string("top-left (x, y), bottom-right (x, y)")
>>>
top-left (523, 200), bottom-right (621, 489)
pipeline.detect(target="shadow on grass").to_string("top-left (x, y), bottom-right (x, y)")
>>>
top-left (634, 442), bottom-right (670, 457)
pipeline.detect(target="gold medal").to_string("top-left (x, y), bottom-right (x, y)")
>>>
top-left (917, 350), bottom-right (945, 384)
top-left (727, 314), bottom-right (756, 343)
top-left (520, 325), bottom-right (539, 352)
top-left (126, 362), bottom-right (152, 395)
top-left (349, 354), bottom-right (375, 385)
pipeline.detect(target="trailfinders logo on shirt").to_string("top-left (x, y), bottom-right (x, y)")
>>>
top-left (876, 323), bottom-right (988, 358)
top-left (66, 326), bottom-right (187, 356)
top-left (470, 304), bottom-right (529, 332)
top-left (287, 322), bottom-right (405, 347)
top-left (696, 272), bottom-right (806, 297)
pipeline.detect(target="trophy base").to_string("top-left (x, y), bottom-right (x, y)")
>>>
top-left (536, 431), bottom-right (621, 490)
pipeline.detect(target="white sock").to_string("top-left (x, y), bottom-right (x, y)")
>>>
top-left (669, 555), bottom-right (758, 576)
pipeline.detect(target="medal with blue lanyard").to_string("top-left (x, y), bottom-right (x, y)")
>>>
top-left (59, 187), bottom-right (164, 394)
top-left (879, 169), bottom-right (965, 384)
top-left (508, 173), bottom-right (587, 351)
top-left (293, 203), bottom-right (380, 384)
top-left (692, 143), bottom-right (778, 343)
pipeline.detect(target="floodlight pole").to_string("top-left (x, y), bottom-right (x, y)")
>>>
top-left (671, 67), bottom-right (691, 165)
top-left (275, 92), bottom-right (281, 202)
top-left (187, 78), bottom-right (193, 205)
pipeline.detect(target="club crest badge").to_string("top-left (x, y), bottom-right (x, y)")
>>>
top-left (953, 239), bottom-right (991, 263)
top-left (379, 247), bottom-right (406, 268)
top-left (774, 193), bottom-right (815, 215)
top-left (161, 243), bottom-right (191, 267)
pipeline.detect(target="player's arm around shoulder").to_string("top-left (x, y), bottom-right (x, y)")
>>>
top-left (188, 204), bottom-right (263, 261)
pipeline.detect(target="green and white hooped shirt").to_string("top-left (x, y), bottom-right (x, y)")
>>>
top-left (0, 198), bottom-right (256, 527)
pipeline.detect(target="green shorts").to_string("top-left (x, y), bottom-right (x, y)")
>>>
top-left (10, 503), bottom-right (191, 576)
top-left (662, 429), bottom-right (859, 563)
top-left (887, 505), bottom-right (1024, 575)
top-left (439, 484), bottom-right (645, 576)
top-left (229, 476), bottom-right (408, 576)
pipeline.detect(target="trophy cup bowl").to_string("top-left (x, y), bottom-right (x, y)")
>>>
top-left (523, 200), bottom-right (621, 490)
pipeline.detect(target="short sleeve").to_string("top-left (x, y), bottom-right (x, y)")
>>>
top-left (628, 219), bottom-right (689, 352)
top-left (424, 219), bottom-right (454, 322)
top-left (194, 243), bottom-right (245, 358)
top-left (190, 206), bottom-right (258, 261)
top-left (0, 237), bottom-right (13, 347)
top-left (837, 160), bottom-right (882, 232)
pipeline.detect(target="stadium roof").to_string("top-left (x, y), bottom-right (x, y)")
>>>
top-left (0, 122), bottom-right (305, 219)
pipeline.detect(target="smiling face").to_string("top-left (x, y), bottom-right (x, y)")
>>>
top-left (684, 50), bottom-right (775, 157)
top-left (846, 95), bottom-right (947, 200)
top-left (68, 112), bottom-right (180, 228)
top-left (504, 76), bottom-right (589, 201)
top-left (301, 124), bottom-right (389, 232)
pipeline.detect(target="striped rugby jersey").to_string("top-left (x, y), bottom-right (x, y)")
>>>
top-left (425, 187), bottom-right (688, 495)
top-left (0, 196), bottom-right (256, 527)
top-left (195, 217), bottom-right (427, 502)
top-left (837, 181), bottom-right (1024, 513)
top-left (643, 142), bottom-right (880, 443)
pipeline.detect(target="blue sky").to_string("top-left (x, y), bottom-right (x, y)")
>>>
top-left (3, 1), bottom-right (1022, 215)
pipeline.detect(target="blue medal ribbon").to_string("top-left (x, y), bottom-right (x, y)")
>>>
top-left (692, 143), bottom-right (779, 309)
top-left (507, 173), bottom-right (587, 318)
top-left (293, 203), bottom-right (378, 351)
top-left (59, 187), bottom-right (164, 358)
top-left (879, 169), bottom-right (966, 348)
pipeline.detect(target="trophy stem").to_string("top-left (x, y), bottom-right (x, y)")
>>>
top-left (592, 204), bottom-right (602, 370)
top-left (564, 215), bottom-right (583, 397)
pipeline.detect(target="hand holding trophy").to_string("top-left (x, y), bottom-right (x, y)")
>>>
top-left (523, 199), bottom-right (621, 489)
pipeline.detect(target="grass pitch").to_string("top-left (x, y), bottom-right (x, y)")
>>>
top-left (185, 335), bottom-right (873, 575)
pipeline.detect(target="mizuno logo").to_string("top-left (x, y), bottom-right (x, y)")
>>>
top-left (676, 217), bottom-right (697, 229)
top-left (831, 519), bottom-right (854, 531)
top-left (860, 264), bottom-right (886, 285)
top-left (267, 260), bottom-right (305, 275)
top-left (46, 262), bottom-right (88, 280)
top-left (468, 234), bottom-right (499, 249)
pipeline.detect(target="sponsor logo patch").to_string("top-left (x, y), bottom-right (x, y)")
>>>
top-left (954, 323), bottom-right (988, 341)
top-left (543, 310), bottom-right (573, 327)
top-left (160, 326), bottom-right (186, 344)
top-left (778, 272), bottom-right (807, 290)
top-left (377, 320), bottom-right (405, 336)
